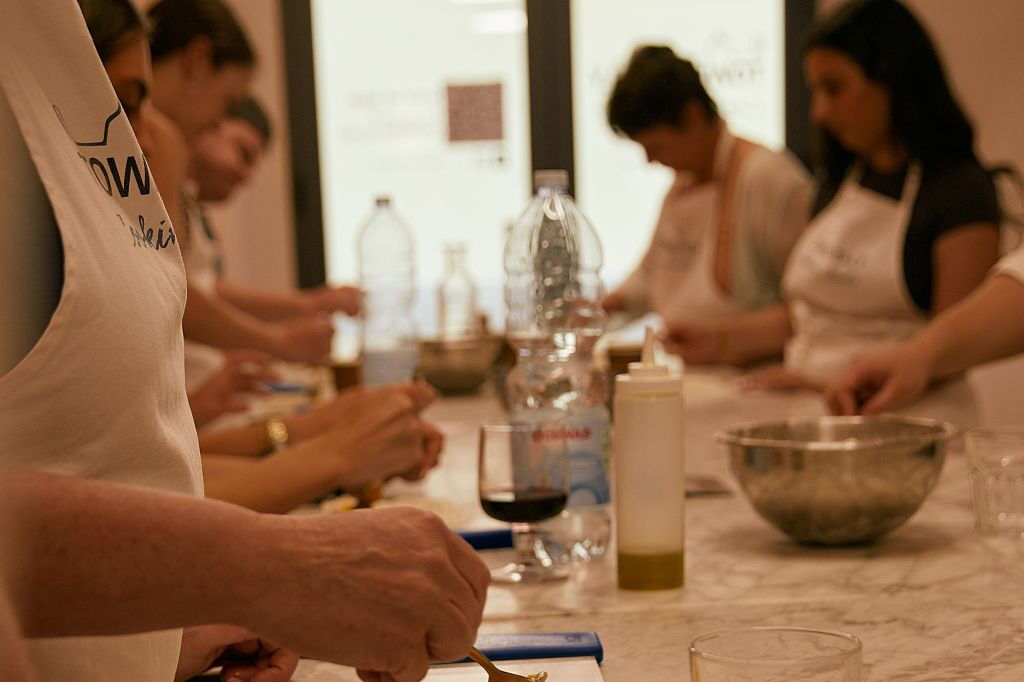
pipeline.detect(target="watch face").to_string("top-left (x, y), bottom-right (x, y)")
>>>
top-left (267, 419), bottom-right (289, 449)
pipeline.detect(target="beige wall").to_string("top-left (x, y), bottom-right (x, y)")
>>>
top-left (903, 0), bottom-right (1024, 175)
top-left (817, 0), bottom-right (1024, 174)
top-left (206, 0), bottom-right (297, 291)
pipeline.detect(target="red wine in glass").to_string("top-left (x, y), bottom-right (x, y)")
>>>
top-left (480, 486), bottom-right (568, 524)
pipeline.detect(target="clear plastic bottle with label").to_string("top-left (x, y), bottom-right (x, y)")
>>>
top-left (357, 195), bottom-right (418, 385)
top-left (437, 242), bottom-right (479, 341)
top-left (503, 169), bottom-right (610, 562)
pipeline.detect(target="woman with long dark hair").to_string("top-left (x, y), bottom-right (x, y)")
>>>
top-left (665, 0), bottom-right (1001, 390)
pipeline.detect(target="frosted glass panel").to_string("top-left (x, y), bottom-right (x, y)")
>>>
top-left (311, 0), bottom-right (530, 343)
top-left (571, 0), bottom-right (786, 287)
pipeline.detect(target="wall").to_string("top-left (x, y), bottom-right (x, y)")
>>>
top-left (903, 0), bottom-right (1024, 175)
top-left (206, 0), bottom-right (297, 291)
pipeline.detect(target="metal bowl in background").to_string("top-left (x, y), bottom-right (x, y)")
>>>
top-left (717, 416), bottom-right (957, 545)
top-left (418, 335), bottom-right (504, 395)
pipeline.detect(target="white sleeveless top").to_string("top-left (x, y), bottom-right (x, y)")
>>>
top-left (0, 1), bottom-right (203, 679)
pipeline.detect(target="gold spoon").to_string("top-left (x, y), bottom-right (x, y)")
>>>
top-left (468, 646), bottom-right (549, 681)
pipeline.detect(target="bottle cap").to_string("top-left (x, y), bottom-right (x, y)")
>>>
top-left (615, 326), bottom-right (682, 394)
top-left (375, 195), bottom-right (391, 207)
top-left (533, 169), bottom-right (569, 192)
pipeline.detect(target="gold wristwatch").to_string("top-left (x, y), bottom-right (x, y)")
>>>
top-left (260, 417), bottom-right (290, 454)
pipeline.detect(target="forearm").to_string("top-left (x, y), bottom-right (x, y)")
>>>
top-left (915, 275), bottom-right (1024, 380)
top-left (198, 423), bottom-right (264, 457)
top-left (217, 281), bottom-right (310, 322)
top-left (9, 470), bottom-right (270, 638)
top-left (198, 412), bottom-right (322, 457)
top-left (183, 283), bottom-right (281, 355)
top-left (202, 448), bottom-right (341, 514)
top-left (722, 304), bottom-right (792, 365)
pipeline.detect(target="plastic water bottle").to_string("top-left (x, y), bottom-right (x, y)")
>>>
top-left (503, 169), bottom-right (610, 562)
top-left (437, 242), bottom-right (479, 341)
top-left (357, 196), bottom-right (418, 385)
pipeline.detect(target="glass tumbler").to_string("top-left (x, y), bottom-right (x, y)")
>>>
top-left (689, 626), bottom-right (862, 681)
top-left (967, 427), bottom-right (1024, 537)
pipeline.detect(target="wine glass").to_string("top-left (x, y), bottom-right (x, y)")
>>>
top-left (478, 421), bottom-right (570, 583)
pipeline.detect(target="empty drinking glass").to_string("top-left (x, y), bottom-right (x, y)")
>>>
top-left (689, 626), bottom-right (862, 681)
top-left (967, 427), bottom-right (1024, 537)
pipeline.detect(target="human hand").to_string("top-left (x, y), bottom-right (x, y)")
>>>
top-left (398, 420), bottom-right (444, 482)
top-left (302, 384), bottom-right (442, 489)
top-left (175, 624), bottom-right (298, 682)
top-left (601, 292), bottom-right (626, 313)
top-left (738, 366), bottom-right (814, 392)
top-left (189, 350), bottom-right (278, 428)
top-left (660, 321), bottom-right (724, 364)
top-left (306, 285), bottom-right (363, 317)
top-left (290, 382), bottom-right (438, 442)
top-left (270, 314), bottom-right (334, 364)
top-left (824, 343), bottom-right (934, 416)
top-left (249, 507), bottom-right (489, 681)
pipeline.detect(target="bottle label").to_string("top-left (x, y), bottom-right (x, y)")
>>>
top-left (564, 414), bottom-right (611, 507)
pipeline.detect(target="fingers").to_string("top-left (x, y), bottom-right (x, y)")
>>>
top-left (217, 638), bottom-right (298, 682)
top-left (861, 378), bottom-right (902, 416)
top-left (421, 422), bottom-right (444, 470)
top-left (445, 530), bottom-right (490, 609)
top-left (424, 532), bottom-right (488, 664)
top-left (356, 671), bottom-right (383, 682)
top-left (824, 385), bottom-right (858, 416)
top-left (393, 381), bottom-right (438, 411)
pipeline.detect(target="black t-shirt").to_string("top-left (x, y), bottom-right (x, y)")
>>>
top-left (812, 158), bottom-right (1001, 312)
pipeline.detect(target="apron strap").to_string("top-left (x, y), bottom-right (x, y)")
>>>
top-left (713, 137), bottom-right (756, 294)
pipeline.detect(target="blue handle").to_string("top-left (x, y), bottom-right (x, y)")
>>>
top-left (463, 631), bottom-right (603, 664)
top-left (457, 527), bottom-right (514, 550)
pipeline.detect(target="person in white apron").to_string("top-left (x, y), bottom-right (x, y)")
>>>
top-left (783, 163), bottom-right (927, 385)
top-left (783, 0), bottom-right (1001, 397)
top-left (0, 0), bottom-right (202, 675)
top-left (181, 99), bottom-right (362, 396)
top-left (667, 0), bottom-right (1002, 407)
top-left (826, 248), bottom-right (1024, 416)
top-left (1, 3), bottom-right (488, 679)
top-left (603, 45), bottom-right (813, 341)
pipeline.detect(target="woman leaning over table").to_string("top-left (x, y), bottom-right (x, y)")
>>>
top-left (146, 0), bottom-right (340, 366)
top-left (663, 0), bottom-right (1002, 390)
top-left (826, 247), bottom-right (1024, 415)
top-left (82, 0), bottom-right (444, 514)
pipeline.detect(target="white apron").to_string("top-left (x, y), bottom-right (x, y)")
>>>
top-left (0, 1), bottom-right (203, 679)
top-left (783, 164), bottom-right (927, 385)
top-left (181, 185), bottom-right (227, 389)
top-left (647, 132), bottom-right (748, 323)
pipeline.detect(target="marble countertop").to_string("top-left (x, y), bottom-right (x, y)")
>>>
top-left (293, 373), bottom-right (1024, 681)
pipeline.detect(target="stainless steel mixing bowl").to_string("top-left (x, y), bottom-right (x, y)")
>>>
top-left (418, 336), bottom-right (504, 394)
top-left (717, 416), bottom-right (957, 545)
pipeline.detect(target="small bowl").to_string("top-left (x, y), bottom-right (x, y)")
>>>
top-left (717, 415), bottom-right (956, 545)
top-left (418, 336), bottom-right (504, 394)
